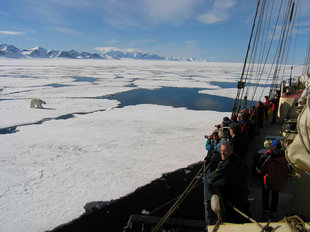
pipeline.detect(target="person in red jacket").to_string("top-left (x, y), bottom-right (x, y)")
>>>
top-left (270, 97), bottom-right (279, 124)
top-left (257, 139), bottom-right (290, 219)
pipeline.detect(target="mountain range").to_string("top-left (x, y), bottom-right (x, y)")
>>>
top-left (0, 44), bottom-right (195, 61)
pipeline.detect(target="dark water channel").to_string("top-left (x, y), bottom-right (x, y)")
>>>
top-left (105, 87), bottom-right (236, 112)
top-left (72, 76), bottom-right (100, 82)
top-left (210, 81), bottom-right (271, 89)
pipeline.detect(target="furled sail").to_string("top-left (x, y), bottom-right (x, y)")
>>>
top-left (286, 84), bottom-right (310, 173)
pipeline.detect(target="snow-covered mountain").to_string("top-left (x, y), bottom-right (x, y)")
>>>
top-left (0, 44), bottom-right (195, 61)
top-left (0, 44), bottom-right (24, 58)
top-left (22, 46), bottom-right (48, 58)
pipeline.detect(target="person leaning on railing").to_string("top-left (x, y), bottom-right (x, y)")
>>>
top-left (207, 141), bottom-right (250, 223)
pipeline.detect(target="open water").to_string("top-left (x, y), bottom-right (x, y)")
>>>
top-left (105, 87), bottom-right (235, 111)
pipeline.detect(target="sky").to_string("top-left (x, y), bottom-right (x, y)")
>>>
top-left (1, 0), bottom-right (310, 63)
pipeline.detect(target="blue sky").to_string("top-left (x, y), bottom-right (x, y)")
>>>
top-left (1, 0), bottom-right (310, 63)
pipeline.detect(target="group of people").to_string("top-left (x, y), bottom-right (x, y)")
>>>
top-left (262, 94), bottom-right (280, 124)
top-left (203, 98), bottom-right (290, 223)
top-left (204, 115), bottom-right (250, 223)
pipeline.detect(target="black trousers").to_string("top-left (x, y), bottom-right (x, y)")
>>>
top-left (271, 110), bottom-right (277, 123)
top-left (262, 187), bottom-right (279, 213)
top-left (264, 108), bottom-right (269, 120)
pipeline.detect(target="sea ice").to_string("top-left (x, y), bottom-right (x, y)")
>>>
top-left (0, 59), bottom-right (302, 232)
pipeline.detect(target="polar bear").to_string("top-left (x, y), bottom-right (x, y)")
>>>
top-left (30, 98), bottom-right (46, 108)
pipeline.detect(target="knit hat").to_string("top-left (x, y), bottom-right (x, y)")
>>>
top-left (272, 138), bottom-right (281, 148)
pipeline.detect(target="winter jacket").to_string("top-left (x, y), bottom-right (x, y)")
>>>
top-left (206, 138), bottom-right (215, 151)
top-left (207, 154), bottom-right (250, 221)
top-left (261, 149), bottom-right (289, 191)
top-left (231, 135), bottom-right (245, 159)
top-left (264, 99), bottom-right (270, 109)
top-left (214, 138), bottom-right (228, 154)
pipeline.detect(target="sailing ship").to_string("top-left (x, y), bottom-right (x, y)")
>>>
top-left (124, 0), bottom-right (310, 231)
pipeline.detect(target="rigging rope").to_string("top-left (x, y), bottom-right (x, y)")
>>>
top-left (241, 0), bottom-right (267, 109)
top-left (148, 179), bottom-right (204, 216)
top-left (277, 1), bottom-right (296, 81)
top-left (270, 0), bottom-right (294, 93)
top-left (259, 0), bottom-right (286, 99)
top-left (238, 0), bottom-right (266, 111)
top-left (151, 162), bottom-right (211, 232)
top-left (257, 0), bottom-right (299, 101)
top-left (232, 0), bottom-right (261, 116)
top-left (234, 0), bottom-right (300, 110)
top-left (280, 0), bottom-right (299, 86)
top-left (250, 0), bottom-right (272, 98)
top-left (245, 0), bottom-right (270, 108)
top-left (251, 0), bottom-right (276, 103)
top-left (256, 0), bottom-right (284, 100)
top-left (303, 9), bottom-right (310, 75)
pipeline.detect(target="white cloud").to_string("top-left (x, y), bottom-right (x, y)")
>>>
top-left (197, 13), bottom-right (225, 24)
top-left (139, 0), bottom-right (201, 24)
top-left (294, 27), bottom-right (310, 35)
top-left (269, 21), bottom-right (310, 41)
top-left (213, 0), bottom-right (236, 9)
top-left (94, 47), bottom-right (142, 53)
top-left (94, 47), bottom-right (119, 53)
top-left (299, 0), bottom-right (310, 17)
top-left (51, 27), bottom-right (78, 35)
top-left (185, 40), bottom-right (197, 45)
top-left (197, 0), bottom-right (237, 24)
top-left (293, 20), bottom-right (310, 36)
top-left (105, 14), bottom-right (140, 29)
top-left (49, 0), bottom-right (94, 9)
top-left (105, 39), bottom-right (119, 45)
top-left (38, 0), bottom-right (201, 26)
top-left (13, 0), bottom-right (236, 29)
top-left (0, 10), bottom-right (9, 17)
top-left (150, 39), bottom-right (203, 59)
top-left (24, 0), bottom-right (65, 25)
top-left (0, 30), bottom-right (24, 35)
top-left (94, 40), bottom-right (156, 54)
top-left (128, 39), bottom-right (157, 47)
top-left (88, 0), bottom-right (203, 27)
top-left (13, 0), bottom-right (231, 29)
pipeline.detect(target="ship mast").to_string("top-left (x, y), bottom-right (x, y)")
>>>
top-left (232, 0), bottom-right (261, 116)
top-left (232, 0), bottom-right (300, 116)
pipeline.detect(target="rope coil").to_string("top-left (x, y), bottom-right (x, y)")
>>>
top-left (284, 215), bottom-right (307, 232)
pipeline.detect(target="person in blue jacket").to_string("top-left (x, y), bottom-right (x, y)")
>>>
top-left (205, 131), bottom-right (219, 154)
